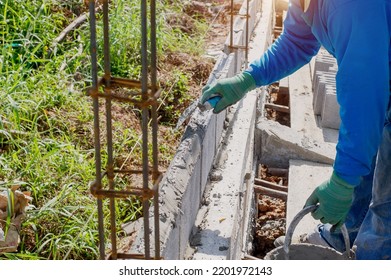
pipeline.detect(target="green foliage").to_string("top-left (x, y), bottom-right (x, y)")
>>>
top-left (159, 70), bottom-right (192, 125)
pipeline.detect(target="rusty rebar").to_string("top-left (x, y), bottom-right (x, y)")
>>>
top-left (88, 0), bottom-right (105, 260)
top-left (150, 0), bottom-right (161, 260)
top-left (101, 0), bottom-right (118, 260)
top-left (230, 0), bottom-right (234, 48)
top-left (140, 0), bottom-right (151, 260)
top-left (89, 0), bottom-right (161, 261)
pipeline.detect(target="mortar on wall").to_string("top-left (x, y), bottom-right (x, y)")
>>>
top-left (127, 0), bottom-right (266, 260)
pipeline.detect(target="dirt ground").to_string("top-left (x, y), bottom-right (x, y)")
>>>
top-left (252, 164), bottom-right (287, 259)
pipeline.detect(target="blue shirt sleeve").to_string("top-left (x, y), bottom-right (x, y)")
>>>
top-left (245, 0), bottom-right (320, 86)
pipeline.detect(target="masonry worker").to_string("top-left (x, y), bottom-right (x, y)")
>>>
top-left (201, 0), bottom-right (391, 259)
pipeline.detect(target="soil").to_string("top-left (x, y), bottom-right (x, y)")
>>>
top-left (265, 82), bottom-right (291, 127)
top-left (252, 164), bottom-right (288, 259)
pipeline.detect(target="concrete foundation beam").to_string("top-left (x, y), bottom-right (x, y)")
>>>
top-left (255, 119), bottom-right (335, 168)
top-left (188, 90), bottom-right (258, 260)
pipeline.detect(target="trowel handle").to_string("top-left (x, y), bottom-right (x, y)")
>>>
top-left (198, 95), bottom-right (221, 111)
top-left (283, 205), bottom-right (352, 259)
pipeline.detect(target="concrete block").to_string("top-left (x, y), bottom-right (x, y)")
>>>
top-left (215, 109), bottom-right (226, 161)
top-left (279, 76), bottom-right (289, 89)
top-left (321, 89), bottom-right (341, 129)
top-left (313, 71), bottom-right (336, 97)
top-left (226, 53), bottom-right (237, 80)
top-left (329, 64), bottom-right (338, 73)
top-left (289, 64), bottom-right (313, 132)
top-left (313, 74), bottom-right (336, 115)
top-left (179, 157), bottom-right (202, 259)
top-left (201, 113), bottom-right (217, 195)
top-left (253, 0), bottom-right (274, 54)
top-left (233, 50), bottom-right (245, 75)
top-left (287, 160), bottom-right (333, 243)
top-left (312, 57), bottom-right (336, 91)
top-left (311, 51), bottom-right (337, 117)
top-left (207, 53), bottom-right (229, 85)
top-left (309, 56), bottom-right (316, 83)
top-left (255, 119), bottom-right (335, 168)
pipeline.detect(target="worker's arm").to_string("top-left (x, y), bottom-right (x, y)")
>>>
top-left (201, 0), bottom-right (320, 111)
top-left (245, 0), bottom-right (320, 86)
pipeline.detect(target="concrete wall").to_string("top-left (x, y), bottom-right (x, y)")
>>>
top-left (128, 0), bottom-right (271, 260)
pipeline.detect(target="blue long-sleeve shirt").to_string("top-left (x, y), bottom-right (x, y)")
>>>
top-left (246, 0), bottom-right (391, 185)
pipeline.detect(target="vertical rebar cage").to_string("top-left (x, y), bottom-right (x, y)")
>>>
top-left (229, 0), bottom-right (250, 68)
top-left (87, 0), bottom-right (162, 260)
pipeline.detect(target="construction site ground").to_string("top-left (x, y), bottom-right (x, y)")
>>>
top-left (121, 0), bottom-right (341, 260)
top-left (2, 1), bottom-right (389, 267)
top-left (1, 0), bottom-right (337, 260)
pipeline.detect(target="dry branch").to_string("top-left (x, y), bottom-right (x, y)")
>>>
top-left (49, 5), bottom-right (102, 56)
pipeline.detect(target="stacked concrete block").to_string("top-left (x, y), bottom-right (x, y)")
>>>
top-left (312, 49), bottom-right (340, 129)
top-left (313, 72), bottom-right (336, 115)
top-left (321, 87), bottom-right (341, 130)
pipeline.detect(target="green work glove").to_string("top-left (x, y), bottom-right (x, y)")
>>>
top-left (201, 72), bottom-right (256, 113)
top-left (304, 172), bottom-right (355, 228)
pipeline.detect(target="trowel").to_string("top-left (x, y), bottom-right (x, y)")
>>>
top-left (175, 95), bottom-right (221, 130)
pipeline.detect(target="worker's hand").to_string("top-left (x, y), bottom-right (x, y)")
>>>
top-left (201, 72), bottom-right (256, 113)
top-left (304, 172), bottom-right (354, 228)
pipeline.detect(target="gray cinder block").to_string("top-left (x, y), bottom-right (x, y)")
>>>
top-left (321, 89), bottom-right (341, 129)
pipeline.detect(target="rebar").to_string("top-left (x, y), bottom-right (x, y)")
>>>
top-left (88, 0), bottom-right (105, 260)
top-left (88, 0), bottom-right (162, 260)
top-left (228, 0), bottom-right (251, 68)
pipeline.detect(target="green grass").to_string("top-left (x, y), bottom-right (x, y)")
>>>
top-left (0, 0), bottom-right (210, 259)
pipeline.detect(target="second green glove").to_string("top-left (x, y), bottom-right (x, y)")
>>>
top-left (304, 172), bottom-right (355, 228)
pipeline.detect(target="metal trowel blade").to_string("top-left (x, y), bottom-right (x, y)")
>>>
top-left (175, 99), bottom-right (199, 130)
